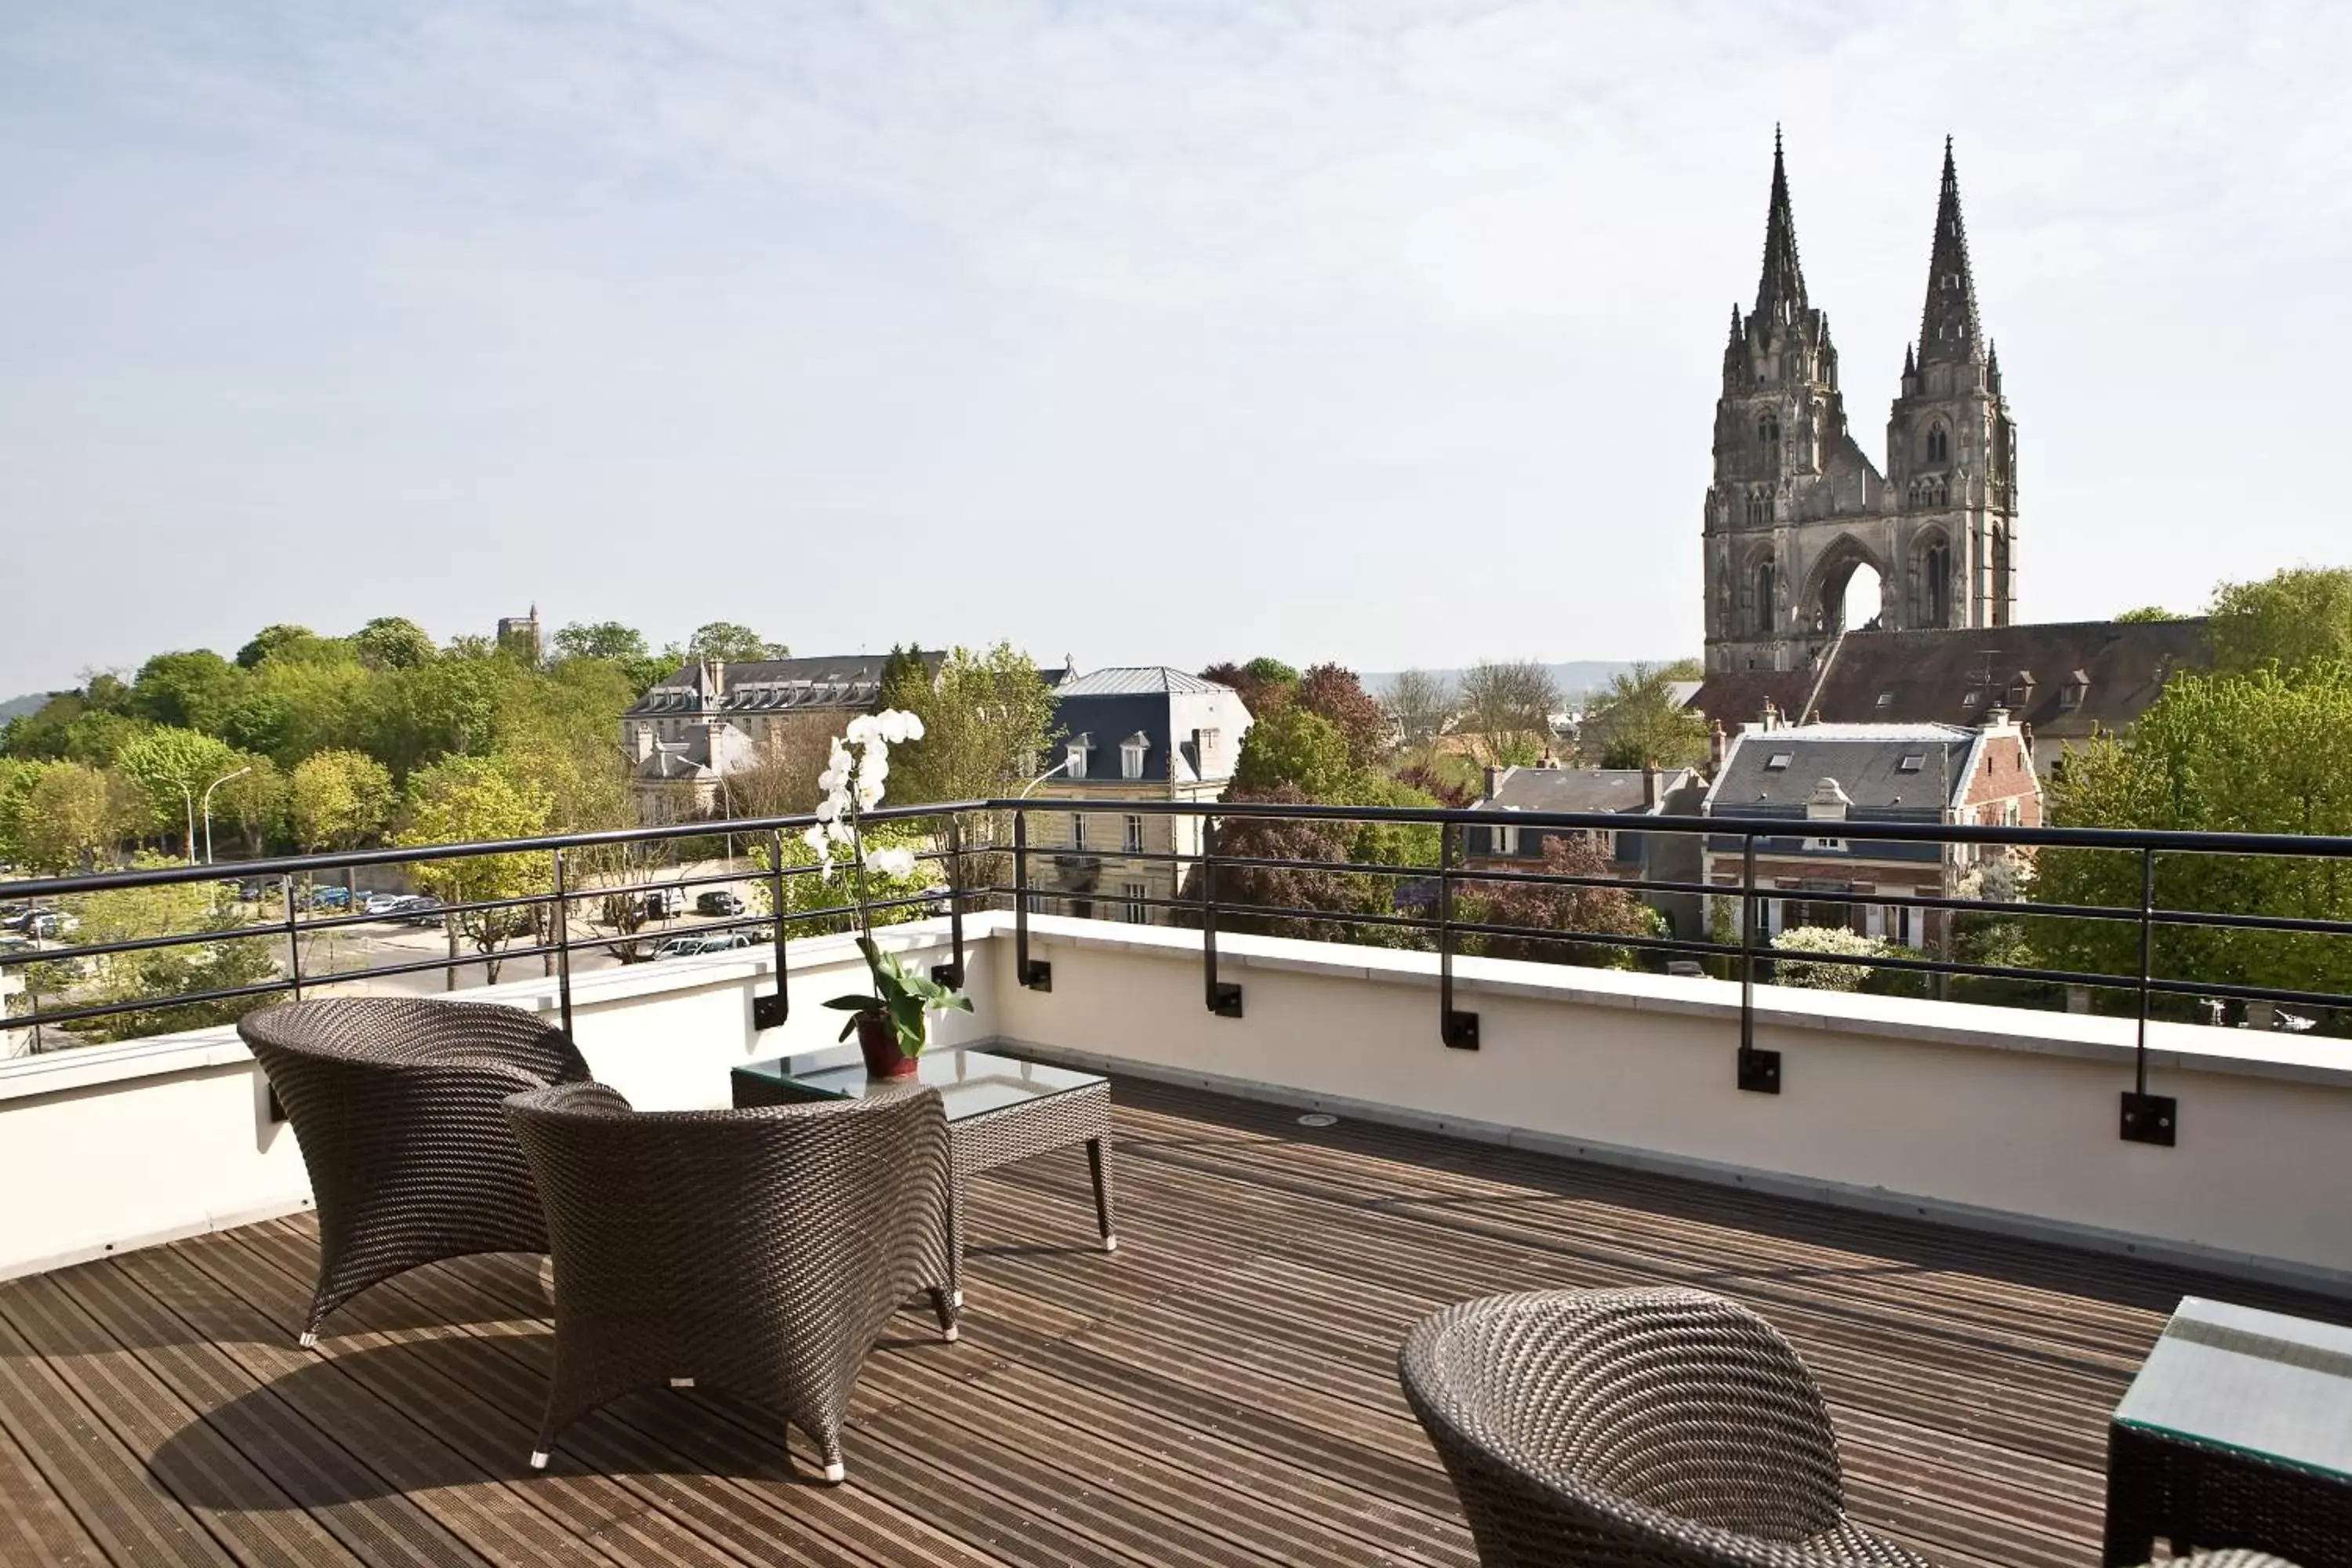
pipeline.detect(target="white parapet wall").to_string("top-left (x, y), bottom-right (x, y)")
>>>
top-left (2, 908), bottom-right (2348, 1291)
top-left (989, 916), bottom-right (2352, 1290)
top-left (0, 922), bottom-right (985, 1282)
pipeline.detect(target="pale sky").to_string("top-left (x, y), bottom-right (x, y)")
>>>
top-left (5, 2), bottom-right (2349, 698)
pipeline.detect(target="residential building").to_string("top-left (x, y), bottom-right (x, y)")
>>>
top-left (1027, 667), bottom-right (1253, 923)
top-left (1691, 619), bottom-right (2209, 782)
top-left (1700, 712), bottom-right (2041, 946)
top-left (1703, 133), bottom-right (2016, 674)
top-left (621, 651), bottom-right (946, 825)
top-left (1465, 764), bottom-right (1707, 935)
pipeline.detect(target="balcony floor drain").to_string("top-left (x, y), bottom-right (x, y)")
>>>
top-left (1297, 1112), bottom-right (1338, 1127)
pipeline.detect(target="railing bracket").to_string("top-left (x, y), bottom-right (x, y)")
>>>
top-left (1022, 960), bottom-right (1053, 992)
top-left (1442, 1010), bottom-right (1479, 1050)
top-left (1210, 982), bottom-right (1243, 1018)
top-left (1737, 1045), bottom-right (1781, 1094)
top-left (931, 963), bottom-right (964, 989)
top-left (2119, 1091), bottom-right (2176, 1146)
top-left (752, 993), bottom-right (789, 1032)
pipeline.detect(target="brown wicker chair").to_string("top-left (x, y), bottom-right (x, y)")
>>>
top-left (503, 1079), bottom-right (957, 1483)
top-left (1399, 1287), bottom-right (1931, 1568)
top-left (2152, 1555), bottom-right (2305, 1566)
top-left (239, 996), bottom-right (592, 1347)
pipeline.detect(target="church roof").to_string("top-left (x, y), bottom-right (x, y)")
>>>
top-left (1916, 138), bottom-right (1985, 366)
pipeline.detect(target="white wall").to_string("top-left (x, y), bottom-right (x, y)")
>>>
top-left (3, 909), bottom-right (2348, 1292)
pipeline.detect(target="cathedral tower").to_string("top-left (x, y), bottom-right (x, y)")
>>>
top-left (1702, 136), bottom-right (2018, 674)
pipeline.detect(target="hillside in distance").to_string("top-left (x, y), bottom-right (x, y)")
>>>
top-left (1363, 661), bottom-right (1684, 706)
top-left (0, 692), bottom-right (49, 722)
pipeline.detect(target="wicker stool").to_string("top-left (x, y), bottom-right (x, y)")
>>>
top-left (1399, 1287), bottom-right (1930, 1567)
top-left (505, 1080), bottom-right (956, 1483)
top-left (240, 996), bottom-right (591, 1345)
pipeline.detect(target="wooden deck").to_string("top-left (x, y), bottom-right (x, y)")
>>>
top-left (0, 1075), bottom-right (2340, 1567)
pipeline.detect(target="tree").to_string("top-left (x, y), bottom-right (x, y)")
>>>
top-left (552, 621), bottom-right (649, 662)
top-left (1178, 786), bottom-right (1368, 942)
top-left (288, 750), bottom-right (396, 852)
top-left (2115, 605), bottom-right (2183, 623)
top-left (397, 756), bottom-right (554, 984)
top-left (236, 623), bottom-right (332, 669)
top-left (1458, 834), bottom-right (1662, 969)
top-left (1385, 669), bottom-right (1454, 756)
top-left (2206, 568), bottom-right (2352, 679)
top-left (114, 727), bottom-right (241, 856)
top-left (5, 761), bottom-right (125, 873)
top-left (49, 857), bottom-right (278, 1042)
top-left (129, 650), bottom-right (241, 733)
top-left (60, 709), bottom-right (151, 768)
top-left (1294, 664), bottom-right (1391, 770)
top-left (685, 622), bottom-right (787, 662)
top-left (1230, 706), bottom-right (1356, 801)
top-left (1769, 926), bottom-right (1890, 990)
top-left (1457, 659), bottom-right (1562, 762)
top-left (2034, 665), bottom-right (2352, 1008)
top-left (1201, 658), bottom-right (1298, 716)
top-left (353, 616), bottom-right (437, 671)
top-left (1581, 662), bottom-right (1709, 771)
top-left (884, 644), bottom-right (1057, 805)
top-left (209, 754), bottom-right (286, 858)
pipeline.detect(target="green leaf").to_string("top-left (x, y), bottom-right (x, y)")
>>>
top-left (822, 994), bottom-right (883, 1011)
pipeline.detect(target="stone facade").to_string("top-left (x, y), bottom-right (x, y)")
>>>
top-left (1704, 134), bottom-right (2018, 675)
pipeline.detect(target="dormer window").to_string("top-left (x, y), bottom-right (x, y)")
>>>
top-left (1875, 690), bottom-right (1894, 708)
top-left (1120, 734), bottom-right (1148, 781)
top-left (1961, 689), bottom-right (1982, 708)
top-left (1065, 737), bottom-right (1091, 780)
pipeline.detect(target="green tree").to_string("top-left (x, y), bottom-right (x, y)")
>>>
top-left (1201, 658), bottom-right (1299, 716)
top-left (129, 650), bottom-right (242, 733)
top-left (1582, 662), bottom-right (1709, 771)
top-left (53, 856), bottom-right (278, 1042)
top-left (2034, 666), bottom-right (2352, 1007)
top-left (353, 616), bottom-right (437, 671)
top-left (236, 623), bottom-right (333, 670)
top-left (1458, 659), bottom-right (1561, 763)
top-left (397, 756), bottom-right (554, 983)
top-left (5, 761), bottom-right (125, 873)
top-left (1230, 706), bottom-right (1356, 801)
top-left (685, 622), bottom-right (787, 662)
top-left (2115, 605), bottom-right (2183, 623)
top-left (885, 644), bottom-right (1057, 804)
top-left (209, 755), bottom-right (287, 858)
top-left (2206, 567), bottom-right (2352, 679)
top-left (114, 727), bottom-right (241, 856)
top-left (552, 620), bottom-right (649, 662)
top-left (288, 750), bottom-right (396, 852)
top-left (1383, 669), bottom-right (1455, 757)
top-left (1460, 833), bottom-right (1662, 969)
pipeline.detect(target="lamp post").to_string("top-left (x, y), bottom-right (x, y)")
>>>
top-left (201, 766), bottom-right (252, 866)
top-left (1019, 754), bottom-right (1076, 798)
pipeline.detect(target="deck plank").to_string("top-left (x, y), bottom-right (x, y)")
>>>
top-left (2, 1074), bottom-right (2340, 1568)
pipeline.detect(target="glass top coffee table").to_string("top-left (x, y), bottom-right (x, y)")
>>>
top-left (2104, 1295), bottom-right (2352, 1566)
top-left (731, 1047), bottom-right (1117, 1305)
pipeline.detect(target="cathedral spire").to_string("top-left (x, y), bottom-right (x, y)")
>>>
top-left (1917, 136), bottom-right (1984, 365)
top-left (1752, 125), bottom-right (1809, 325)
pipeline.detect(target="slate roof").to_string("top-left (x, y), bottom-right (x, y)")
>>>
top-left (1802, 620), bottom-right (2208, 748)
top-left (1055, 667), bottom-right (1225, 698)
top-left (1704, 724), bottom-right (1977, 818)
top-left (1686, 670), bottom-right (1816, 728)
top-left (1049, 670), bottom-right (1251, 786)
top-left (1480, 767), bottom-right (1695, 815)
top-left (625, 651), bottom-right (946, 718)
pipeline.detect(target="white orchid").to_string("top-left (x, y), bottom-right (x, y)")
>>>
top-left (844, 714), bottom-right (877, 745)
top-left (867, 846), bottom-right (917, 879)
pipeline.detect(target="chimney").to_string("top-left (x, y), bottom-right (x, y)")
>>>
top-left (1643, 766), bottom-right (1664, 809)
top-left (1980, 702), bottom-right (2009, 731)
top-left (1483, 764), bottom-right (1499, 801)
top-left (707, 659), bottom-right (727, 703)
top-left (633, 724), bottom-right (655, 764)
top-left (1710, 720), bottom-right (1728, 770)
top-left (1759, 697), bottom-right (1780, 731)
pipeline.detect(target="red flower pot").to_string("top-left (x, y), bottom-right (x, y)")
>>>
top-left (856, 1014), bottom-right (920, 1080)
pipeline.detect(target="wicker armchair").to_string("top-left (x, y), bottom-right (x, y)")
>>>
top-left (2151, 1556), bottom-right (2305, 1566)
top-left (503, 1079), bottom-right (957, 1483)
top-left (1399, 1287), bottom-right (1932, 1568)
top-left (239, 996), bottom-right (592, 1347)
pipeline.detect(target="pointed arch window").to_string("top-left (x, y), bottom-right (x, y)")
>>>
top-left (1758, 412), bottom-right (1780, 449)
top-left (1752, 558), bottom-right (1778, 637)
top-left (1922, 538), bottom-right (1952, 627)
top-left (1926, 424), bottom-right (1950, 464)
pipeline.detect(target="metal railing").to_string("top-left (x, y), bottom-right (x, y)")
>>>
top-left (12, 796), bottom-right (2352, 1148)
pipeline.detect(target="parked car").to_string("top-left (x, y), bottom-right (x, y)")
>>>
top-left (361, 891), bottom-right (412, 916)
top-left (22, 911), bottom-right (78, 940)
top-left (308, 885), bottom-right (352, 910)
top-left (237, 881), bottom-right (268, 902)
top-left (401, 898), bottom-right (448, 926)
top-left (643, 886), bottom-right (688, 920)
top-left (652, 932), bottom-right (755, 960)
top-left (695, 890), bottom-right (746, 917)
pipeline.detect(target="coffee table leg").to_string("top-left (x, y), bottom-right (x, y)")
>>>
top-left (1088, 1137), bottom-right (1117, 1252)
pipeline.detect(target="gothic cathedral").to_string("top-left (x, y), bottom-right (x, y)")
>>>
top-left (1702, 133), bottom-right (2017, 674)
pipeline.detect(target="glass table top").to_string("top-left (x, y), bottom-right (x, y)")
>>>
top-left (737, 1047), bottom-right (1104, 1123)
top-left (2114, 1296), bottom-right (2352, 1479)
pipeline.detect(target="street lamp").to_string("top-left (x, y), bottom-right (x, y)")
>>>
top-left (1019, 754), bottom-right (1076, 798)
top-left (201, 766), bottom-right (252, 866)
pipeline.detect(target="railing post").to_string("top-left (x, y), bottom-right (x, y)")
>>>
top-left (1439, 821), bottom-right (1479, 1048)
top-left (1202, 815), bottom-right (1242, 1017)
top-left (932, 813), bottom-right (965, 989)
top-left (279, 873), bottom-right (303, 1001)
top-left (1737, 831), bottom-right (1780, 1092)
top-left (1015, 808), bottom-right (1050, 990)
top-left (551, 848), bottom-right (574, 1040)
top-left (2121, 845), bottom-right (2176, 1145)
top-left (753, 829), bottom-right (789, 1031)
